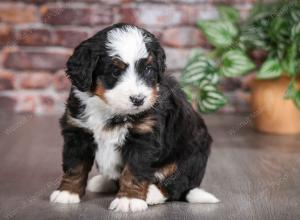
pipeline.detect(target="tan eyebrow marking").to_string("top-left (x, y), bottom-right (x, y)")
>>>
top-left (112, 58), bottom-right (128, 70)
top-left (94, 82), bottom-right (107, 103)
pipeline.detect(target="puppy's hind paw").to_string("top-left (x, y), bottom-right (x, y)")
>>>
top-left (186, 188), bottom-right (220, 204)
top-left (146, 184), bottom-right (167, 205)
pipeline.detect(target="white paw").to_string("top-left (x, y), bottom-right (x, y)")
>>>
top-left (109, 197), bottom-right (148, 212)
top-left (86, 175), bottom-right (118, 193)
top-left (50, 190), bottom-right (80, 204)
top-left (146, 184), bottom-right (167, 205)
top-left (186, 188), bottom-right (220, 204)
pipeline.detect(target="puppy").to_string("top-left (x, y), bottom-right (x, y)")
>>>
top-left (50, 23), bottom-right (219, 212)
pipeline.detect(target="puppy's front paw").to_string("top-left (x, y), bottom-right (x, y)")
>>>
top-left (50, 190), bottom-right (80, 204)
top-left (109, 197), bottom-right (148, 212)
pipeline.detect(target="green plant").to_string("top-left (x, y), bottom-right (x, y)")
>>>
top-left (181, 5), bottom-right (255, 113)
top-left (181, 1), bottom-right (300, 113)
top-left (241, 0), bottom-right (300, 108)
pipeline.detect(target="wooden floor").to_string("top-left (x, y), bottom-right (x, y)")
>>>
top-left (0, 111), bottom-right (300, 220)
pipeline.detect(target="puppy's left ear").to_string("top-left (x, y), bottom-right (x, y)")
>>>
top-left (66, 45), bottom-right (99, 92)
top-left (153, 41), bottom-right (166, 78)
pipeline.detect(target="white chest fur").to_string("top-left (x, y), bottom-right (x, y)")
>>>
top-left (94, 125), bottom-right (127, 180)
top-left (72, 90), bottom-right (129, 180)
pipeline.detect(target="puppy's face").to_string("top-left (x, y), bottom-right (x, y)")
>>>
top-left (94, 27), bottom-right (161, 114)
top-left (67, 24), bottom-right (165, 115)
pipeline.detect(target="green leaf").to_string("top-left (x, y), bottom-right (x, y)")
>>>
top-left (257, 58), bottom-right (282, 79)
top-left (290, 9), bottom-right (300, 23)
top-left (239, 29), bottom-right (269, 49)
top-left (291, 23), bottom-right (300, 40)
top-left (197, 80), bottom-right (227, 113)
top-left (282, 43), bottom-right (298, 76)
top-left (269, 17), bottom-right (289, 42)
top-left (292, 90), bottom-right (300, 109)
top-left (182, 85), bottom-right (195, 103)
top-left (217, 5), bottom-right (240, 23)
top-left (220, 49), bottom-right (255, 77)
top-left (284, 79), bottom-right (297, 99)
top-left (181, 50), bottom-right (219, 85)
top-left (197, 20), bottom-right (238, 48)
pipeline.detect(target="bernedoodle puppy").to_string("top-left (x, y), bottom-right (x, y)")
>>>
top-left (50, 23), bottom-right (219, 212)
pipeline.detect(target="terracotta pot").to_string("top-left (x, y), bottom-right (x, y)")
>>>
top-left (250, 76), bottom-right (300, 135)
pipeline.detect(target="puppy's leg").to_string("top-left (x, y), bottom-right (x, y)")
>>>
top-left (109, 165), bottom-right (149, 212)
top-left (145, 162), bottom-right (178, 205)
top-left (50, 128), bottom-right (95, 204)
top-left (50, 163), bottom-right (91, 204)
top-left (162, 153), bottom-right (212, 202)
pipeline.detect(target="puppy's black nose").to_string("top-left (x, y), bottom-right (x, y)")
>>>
top-left (130, 95), bottom-right (145, 106)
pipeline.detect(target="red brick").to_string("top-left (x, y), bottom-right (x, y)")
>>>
top-left (32, 0), bottom-right (132, 3)
top-left (53, 70), bottom-right (71, 91)
top-left (3, 48), bottom-right (72, 72)
top-left (117, 6), bottom-right (137, 24)
top-left (18, 72), bottom-right (53, 89)
top-left (0, 25), bottom-right (13, 47)
top-left (18, 0), bottom-right (66, 3)
top-left (233, 3), bottom-right (252, 20)
top-left (40, 4), bottom-right (112, 26)
top-left (164, 47), bottom-right (191, 71)
top-left (38, 93), bottom-right (68, 115)
top-left (53, 29), bottom-right (90, 48)
top-left (180, 4), bottom-right (218, 24)
top-left (0, 3), bottom-right (38, 24)
top-left (209, 0), bottom-right (242, 3)
top-left (15, 27), bottom-right (53, 46)
top-left (16, 94), bottom-right (37, 113)
top-left (100, 0), bottom-right (133, 4)
top-left (161, 27), bottom-right (206, 48)
top-left (120, 4), bottom-right (219, 27)
top-left (14, 27), bottom-right (90, 48)
top-left (39, 95), bottom-right (55, 110)
top-left (129, 4), bottom-right (183, 27)
top-left (0, 70), bottom-right (14, 90)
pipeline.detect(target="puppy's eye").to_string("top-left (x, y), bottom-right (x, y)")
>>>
top-left (145, 66), bottom-right (154, 75)
top-left (112, 70), bottom-right (121, 78)
top-left (144, 66), bottom-right (157, 84)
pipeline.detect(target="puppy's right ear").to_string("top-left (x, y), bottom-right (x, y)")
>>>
top-left (66, 46), bottom-right (99, 92)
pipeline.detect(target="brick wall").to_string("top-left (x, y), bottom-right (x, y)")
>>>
top-left (0, 0), bottom-right (256, 115)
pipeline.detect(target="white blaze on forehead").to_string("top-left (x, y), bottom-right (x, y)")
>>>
top-left (106, 26), bottom-right (149, 63)
top-left (103, 25), bottom-right (154, 114)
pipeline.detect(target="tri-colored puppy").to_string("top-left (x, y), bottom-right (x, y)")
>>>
top-left (50, 23), bottom-right (219, 212)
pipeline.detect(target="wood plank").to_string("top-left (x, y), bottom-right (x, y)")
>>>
top-left (0, 113), bottom-right (299, 220)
